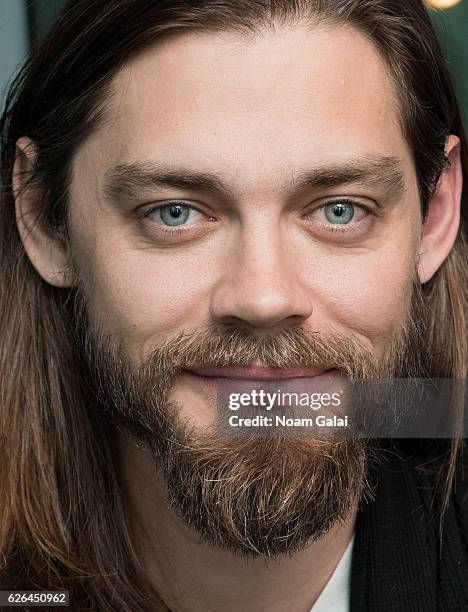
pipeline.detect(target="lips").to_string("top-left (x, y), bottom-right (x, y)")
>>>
top-left (184, 364), bottom-right (333, 381)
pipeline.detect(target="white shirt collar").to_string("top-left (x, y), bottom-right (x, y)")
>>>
top-left (309, 536), bottom-right (354, 612)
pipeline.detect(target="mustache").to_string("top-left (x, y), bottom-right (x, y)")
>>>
top-left (131, 324), bottom-right (397, 380)
top-left (75, 277), bottom-right (427, 386)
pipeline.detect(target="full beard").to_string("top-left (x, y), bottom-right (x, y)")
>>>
top-left (71, 279), bottom-right (429, 559)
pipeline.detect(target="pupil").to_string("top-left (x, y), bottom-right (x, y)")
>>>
top-left (334, 204), bottom-right (346, 216)
top-left (170, 206), bottom-right (182, 217)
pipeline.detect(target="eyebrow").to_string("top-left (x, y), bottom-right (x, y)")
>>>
top-left (293, 156), bottom-right (406, 200)
top-left (104, 162), bottom-right (236, 203)
top-left (103, 155), bottom-right (406, 205)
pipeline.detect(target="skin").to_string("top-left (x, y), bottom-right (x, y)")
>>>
top-left (14, 24), bottom-right (462, 612)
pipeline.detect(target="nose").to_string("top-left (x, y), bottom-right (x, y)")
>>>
top-left (209, 226), bottom-right (314, 330)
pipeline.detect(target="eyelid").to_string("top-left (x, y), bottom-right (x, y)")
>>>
top-left (299, 197), bottom-right (376, 242)
top-left (304, 196), bottom-right (376, 214)
top-left (141, 200), bottom-right (214, 221)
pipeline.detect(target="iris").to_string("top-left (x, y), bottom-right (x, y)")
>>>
top-left (325, 203), bottom-right (354, 224)
top-left (159, 204), bottom-right (190, 226)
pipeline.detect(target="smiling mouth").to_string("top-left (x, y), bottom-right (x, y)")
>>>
top-left (183, 364), bottom-right (336, 381)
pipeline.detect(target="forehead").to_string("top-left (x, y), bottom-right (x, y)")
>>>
top-left (78, 24), bottom-right (410, 185)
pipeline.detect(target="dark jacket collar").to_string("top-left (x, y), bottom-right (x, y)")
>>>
top-left (350, 441), bottom-right (468, 612)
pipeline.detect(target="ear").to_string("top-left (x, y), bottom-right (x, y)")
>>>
top-left (13, 136), bottom-right (74, 287)
top-left (417, 135), bottom-right (463, 284)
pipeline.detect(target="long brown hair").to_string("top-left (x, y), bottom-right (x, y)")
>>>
top-left (1, 1), bottom-right (467, 609)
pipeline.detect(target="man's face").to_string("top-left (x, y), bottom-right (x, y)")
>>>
top-left (69, 24), bottom-right (421, 398)
top-left (66, 24), bottom-right (425, 556)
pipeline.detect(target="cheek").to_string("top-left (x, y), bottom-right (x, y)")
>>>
top-left (308, 245), bottom-right (417, 353)
top-left (81, 241), bottom-right (216, 350)
top-left (75, 201), bottom-right (420, 362)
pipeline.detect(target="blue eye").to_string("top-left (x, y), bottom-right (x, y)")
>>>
top-left (324, 203), bottom-right (355, 225)
top-left (159, 204), bottom-right (190, 226)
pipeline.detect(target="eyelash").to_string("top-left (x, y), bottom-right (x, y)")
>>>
top-left (142, 202), bottom-right (214, 235)
top-left (141, 198), bottom-right (375, 237)
top-left (303, 197), bottom-right (374, 234)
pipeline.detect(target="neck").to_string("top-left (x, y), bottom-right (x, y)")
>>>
top-left (117, 432), bottom-right (357, 612)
